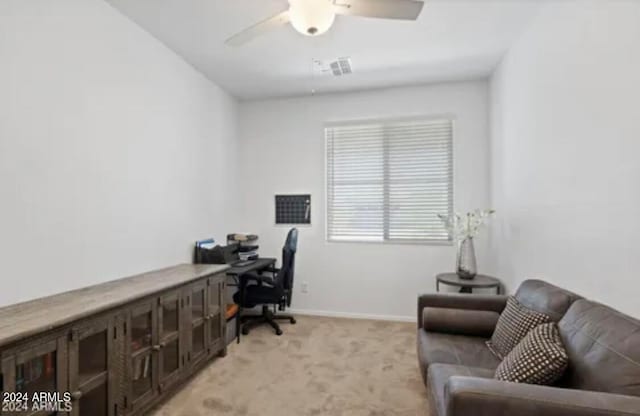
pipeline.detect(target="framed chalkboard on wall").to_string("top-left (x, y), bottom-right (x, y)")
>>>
top-left (275, 194), bottom-right (311, 225)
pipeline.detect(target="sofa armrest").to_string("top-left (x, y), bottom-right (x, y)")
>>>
top-left (417, 293), bottom-right (508, 327)
top-left (423, 307), bottom-right (499, 337)
top-left (446, 376), bottom-right (640, 416)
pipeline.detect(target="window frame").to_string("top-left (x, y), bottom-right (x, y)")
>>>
top-left (324, 115), bottom-right (455, 246)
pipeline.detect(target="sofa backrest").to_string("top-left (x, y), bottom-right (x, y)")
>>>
top-left (558, 299), bottom-right (640, 397)
top-left (514, 279), bottom-right (582, 322)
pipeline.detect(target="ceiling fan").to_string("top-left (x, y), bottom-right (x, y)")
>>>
top-left (225, 0), bottom-right (425, 46)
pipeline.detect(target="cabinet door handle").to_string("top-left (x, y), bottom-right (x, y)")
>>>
top-left (71, 391), bottom-right (83, 401)
top-left (152, 344), bottom-right (161, 351)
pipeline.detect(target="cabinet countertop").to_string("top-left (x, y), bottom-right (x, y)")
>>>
top-left (0, 263), bottom-right (229, 348)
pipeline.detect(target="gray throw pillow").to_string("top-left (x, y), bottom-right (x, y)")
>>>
top-left (486, 296), bottom-right (551, 359)
top-left (495, 322), bottom-right (569, 385)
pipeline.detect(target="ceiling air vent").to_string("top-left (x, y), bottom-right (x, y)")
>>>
top-left (330, 57), bottom-right (352, 76)
top-left (313, 57), bottom-right (353, 77)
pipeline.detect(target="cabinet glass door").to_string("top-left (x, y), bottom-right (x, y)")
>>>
top-left (1, 357), bottom-right (17, 414)
top-left (69, 316), bottom-right (114, 416)
top-left (76, 383), bottom-right (107, 416)
top-left (129, 302), bottom-right (157, 409)
top-left (207, 278), bottom-right (224, 353)
top-left (158, 291), bottom-right (182, 392)
top-left (16, 352), bottom-right (56, 397)
top-left (13, 336), bottom-right (68, 416)
top-left (189, 281), bottom-right (207, 366)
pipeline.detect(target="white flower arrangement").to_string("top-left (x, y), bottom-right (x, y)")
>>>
top-left (438, 209), bottom-right (496, 241)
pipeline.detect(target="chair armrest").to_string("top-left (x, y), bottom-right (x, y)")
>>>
top-left (446, 376), bottom-right (640, 416)
top-left (417, 293), bottom-right (508, 327)
top-left (423, 307), bottom-right (499, 337)
top-left (243, 273), bottom-right (275, 286)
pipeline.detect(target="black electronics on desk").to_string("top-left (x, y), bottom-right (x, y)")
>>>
top-left (227, 233), bottom-right (259, 260)
top-left (194, 233), bottom-right (260, 265)
top-left (194, 243), bottom-right (237, 264)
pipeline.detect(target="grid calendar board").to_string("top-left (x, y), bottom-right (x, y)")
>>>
top-left (275, 194), bottom-right (311, 224)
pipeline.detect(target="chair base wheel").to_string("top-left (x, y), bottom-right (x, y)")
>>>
top-left (238, 307), bottom-right (295, 337)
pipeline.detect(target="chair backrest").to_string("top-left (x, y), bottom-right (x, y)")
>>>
top-left (274, 228), bottom-right (298, 306)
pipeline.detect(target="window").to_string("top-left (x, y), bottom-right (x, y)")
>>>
top-left (326, 117), bottom-right (453, 244)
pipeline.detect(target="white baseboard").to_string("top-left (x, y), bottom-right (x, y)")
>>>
top-left (288, 308), bottom-right (414, 323)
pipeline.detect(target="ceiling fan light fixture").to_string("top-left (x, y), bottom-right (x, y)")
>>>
top-left (289, 0), bottom-right (336, 37)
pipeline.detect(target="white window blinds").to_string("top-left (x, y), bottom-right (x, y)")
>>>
top-left (326, 117), bottom-right (453, 244)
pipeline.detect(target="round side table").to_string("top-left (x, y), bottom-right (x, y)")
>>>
top-left (436, 273), bottom-right (502, 294)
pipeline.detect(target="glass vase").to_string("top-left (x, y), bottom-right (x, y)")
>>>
top-left (456, 237), bottom-right (477, 280)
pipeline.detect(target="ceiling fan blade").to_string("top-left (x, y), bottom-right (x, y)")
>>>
top-left (333, 0), bottom-right (424, 20)
top-left (225, 10), bottom-right (290, 47)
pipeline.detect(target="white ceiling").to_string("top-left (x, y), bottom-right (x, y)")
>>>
top-left (106, 0), bottom-right (542, 100)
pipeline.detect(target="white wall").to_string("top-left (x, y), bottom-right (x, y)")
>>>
top-left (489, 0), bottom-right (640, 316)
top-left (0, 0), bottom-right (238, 306)
top-left (239, 82), bottom-right (491, 320)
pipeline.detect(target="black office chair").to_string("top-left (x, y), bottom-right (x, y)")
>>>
top-left (233, 228), bottom-right (298, 336)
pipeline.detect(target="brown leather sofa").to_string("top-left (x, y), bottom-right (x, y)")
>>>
top-left (417, 280), bottom-right (640, 416)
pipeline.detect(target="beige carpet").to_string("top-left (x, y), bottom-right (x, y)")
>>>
top-left (152, 316), bottom-right (430, 416)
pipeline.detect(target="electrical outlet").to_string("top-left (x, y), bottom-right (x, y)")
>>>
top-left (301, 282), bottom-right (309, 294)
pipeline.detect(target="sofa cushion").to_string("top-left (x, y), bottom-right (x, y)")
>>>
top-left (495, 322), bottom-right (569, 385)
top-left (422, 307), bottom-right (500, 338)
top-left (427, 363), bottom-right (494, 416)
top-left (417, 330), bottom-right (500, 383)
top-left (558, 299), bottom-right (640, 397)
top-left (515, 279), bottom-right (582, 322)
top-left (486, 296), bottom-right (551, 359)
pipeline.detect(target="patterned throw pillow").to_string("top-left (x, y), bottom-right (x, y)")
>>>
top-left (495, 323), bottom-right (569, 385)
top-left (486, 296), bottom-right (551, 359)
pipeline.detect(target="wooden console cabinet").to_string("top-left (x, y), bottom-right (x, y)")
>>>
top-left (0, 264), bottom-right (229, 416)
